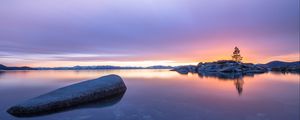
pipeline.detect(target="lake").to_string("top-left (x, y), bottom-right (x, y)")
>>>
top-left (0, 70), bottom-right (299, 120)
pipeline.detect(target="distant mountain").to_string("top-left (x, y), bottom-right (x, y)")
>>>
top-left (0, 64), bottom-right (35, 70)
top-left (257, 61), bottom-right (300, 72)
top-left (0, 64), bottom-right (8, 70)
top-left (264, 61), bottom-right (300, 68)
top-left (3, 61), bottom-right (299, 72)
top-left (37, 66), bottom-right (141, 70)
top-left (36, 65), bottom-right (174, 70)
top-left (145, 65), bottom-right (173, 69)
top-left (0, 64), bottom-right (174, 70)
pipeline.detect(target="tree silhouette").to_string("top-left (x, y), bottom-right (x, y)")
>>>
top-left (232, 47), bottom-right (243, 62)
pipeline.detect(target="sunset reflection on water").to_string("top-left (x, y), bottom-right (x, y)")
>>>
top-left (0, 70), bottom-right (299, 120)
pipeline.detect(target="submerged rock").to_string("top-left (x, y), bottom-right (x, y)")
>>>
top-left (7, 74), bottom-right (127, 117)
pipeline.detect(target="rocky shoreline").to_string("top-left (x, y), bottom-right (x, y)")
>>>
top-left (171, 60), bottom-right (299, 76)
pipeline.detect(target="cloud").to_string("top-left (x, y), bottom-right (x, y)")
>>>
top-left (0, 0), bottom-right (299, 66)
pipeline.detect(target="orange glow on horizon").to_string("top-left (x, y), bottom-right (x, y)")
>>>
top-left (8, 51), bottom-right (299, 67)
top-left (2, 37), bottom-right (299, 67)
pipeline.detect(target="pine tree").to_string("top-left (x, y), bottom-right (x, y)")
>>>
top-left (232, 47), bottom-right (243, 62)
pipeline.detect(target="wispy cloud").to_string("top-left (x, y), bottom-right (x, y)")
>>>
top-left (0, 0), bottom-right (299, 66)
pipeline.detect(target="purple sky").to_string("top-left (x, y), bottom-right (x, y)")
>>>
top-left (0, 0), bottom-right (299, 67)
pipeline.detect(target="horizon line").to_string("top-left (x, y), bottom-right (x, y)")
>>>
top-left (2, 60), bottom-right (299, 68)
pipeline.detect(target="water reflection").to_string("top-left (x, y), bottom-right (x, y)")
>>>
top-left (195, 71), bottom-right (298, 95)
top-left (0, 70), bottom-right (299, 120)
top-left (10, 91), bottom-right (126, 118)
top-left (270, 71), bottom-right (300, 75)
top-left (194, 72), bottom-right (248, 95)
top-left (234, 78), bottom-right (244, 95)
top-left (197, 72), bottom-right (256, 80)
top-left (0, 71), bottom-right (3, 77)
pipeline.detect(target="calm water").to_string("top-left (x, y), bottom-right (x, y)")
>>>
top-left (0, 70), bottom-right (299, 120)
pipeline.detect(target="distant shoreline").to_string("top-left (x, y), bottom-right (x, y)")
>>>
top-left (0, 68), bottom-right (173, 71)
top-left (1, 60), bottom-right (299, 72)
top-left (0, 64), bottom-right (174, 71)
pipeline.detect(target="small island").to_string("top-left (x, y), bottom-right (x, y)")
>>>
top-left (171, 47), bottom-right (300, 76)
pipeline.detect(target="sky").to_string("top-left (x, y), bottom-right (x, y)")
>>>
top-left (0, 0), bottom-right (299, 67)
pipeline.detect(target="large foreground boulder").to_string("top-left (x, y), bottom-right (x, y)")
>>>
top-left (7, 74), bottom-right (127, 117)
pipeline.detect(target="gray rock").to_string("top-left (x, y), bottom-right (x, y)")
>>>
top-left (171, 65), bottom-right (197, 74)
top-left (177, 69), bottom-right (189, 74)
top-left (244, 69), bottom-right (266, 73)
top-left (174, 60), bottom-right (270, 78)
top-left (7, 74), bottom-right (127, 116)
top-left (218, 66), bottom-right (241, 73)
